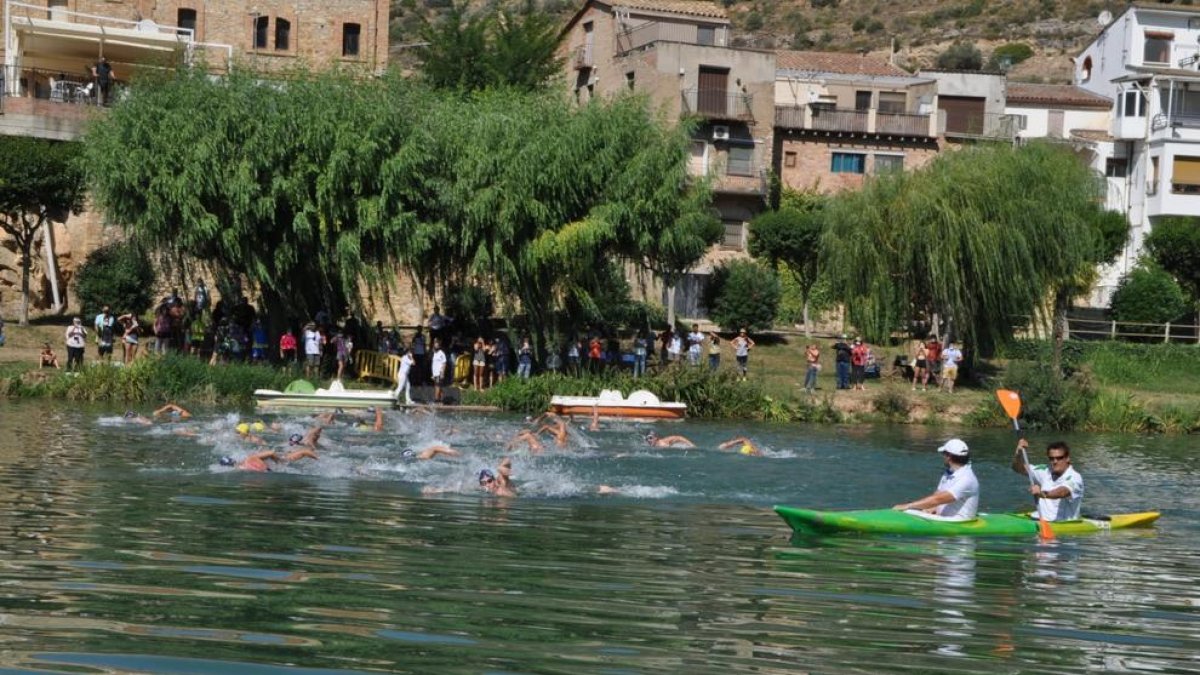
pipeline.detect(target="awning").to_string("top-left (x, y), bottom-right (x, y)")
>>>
top-left (10, 15), bottom-right (190, 73)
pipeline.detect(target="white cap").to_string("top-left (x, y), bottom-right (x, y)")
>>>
top-left (938, 438), bottom-right (969, 457)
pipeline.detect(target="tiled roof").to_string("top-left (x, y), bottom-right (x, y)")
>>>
top-left (776, 50), bottom-right (908, 77)
top-left (616, 1), bottom-right (728, 19)
top-left (1007, 83), bottom-right (1111, 109)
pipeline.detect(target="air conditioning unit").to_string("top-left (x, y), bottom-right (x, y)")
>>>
top-left (712, 125), bottom-right (730, 141)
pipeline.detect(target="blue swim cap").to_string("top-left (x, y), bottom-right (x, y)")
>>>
top-left (478, 469), bottom-right (495, 484)
top-left (123, 410), bottom-right (136, 419)
top-left (288, 433), bottom-right (303, 446)
top-left (219, 456), bottom-right (236, 467)
top-left (401, 449), bottom-right (415, 459)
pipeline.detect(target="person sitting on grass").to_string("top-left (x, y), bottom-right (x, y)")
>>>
top-left (645, 431), bottom-right (695, 448)
top-left (40, 343), bottom-right (61, 369)
top-left (718, 436), bottom-right (762, 456)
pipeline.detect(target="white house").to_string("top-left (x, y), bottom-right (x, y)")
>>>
top-left (1074, 1), bottom-right (1200, 306)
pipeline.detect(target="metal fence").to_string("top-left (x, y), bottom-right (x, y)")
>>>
top-left (1061, 316), bottom-right (1200, 344)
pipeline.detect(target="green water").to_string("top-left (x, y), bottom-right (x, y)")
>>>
top-left (0, 400), bottom-right (1197, 673)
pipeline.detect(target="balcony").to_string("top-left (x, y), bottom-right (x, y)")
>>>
top-left (616, 21), bottom-right (702, 54)
top-left (681, 89), bottom-right (754, 121)
top-left (941, 112), bottom-right (1020, 140)
top-left (0, 64), bottom-right (108, 139)
top-left (775, 106), bottom-right (935, 137)
top-left (572, 45), bottom-right (593, 70)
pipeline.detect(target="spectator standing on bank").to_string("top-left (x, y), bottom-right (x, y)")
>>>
top-left (279, 328), bottom-right (297, 364)
top-left (804, 343), bottom-right (821, 393)
top-left (303, 322), bottom-right (324, 380)
top-left (588, 335), bottom-right (603, 374)
top-left (633, 331), bottom-right (649, 377)
top-left (193, 279), bottom-right (209, 313)
top-left (517, 337), bottom-right (533, 379)
top-left (250, 318), bottom-right (269, 363)
top-left (567, 338), bottom-right (581, 376)
top-left (731, 328), bottom-right (754, 380)
top-left (832, 335), bottom-right (852, 390)
top-left (431, 339), bottom-right (448, 403)
top-left (411, 328), bottom-right (427, 385)
top-left (850, 338), bottom-right (869, 391)
top-left (940, 341), bottom-right (964, 394)
top-left (65, 317), bottom-right (87, 371)
top-left (332, 330), bottom-right (353, 381)
top-left (397, 349), bottom-right (416, 405)
top-left (94, 305), bottom-right (116, 363)
top-left (118, 313), bottom-right (140, 363)
top-left (707, 331), bottom-right (722, 372)
top-left (687, 323), bottom-right (704, 367)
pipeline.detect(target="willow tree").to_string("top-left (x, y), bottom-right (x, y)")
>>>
top-left (83, 68), bottom-right (426, 328)
top-left (375, 88), bottom-right (718, 354)
top-left (822, 142), bottom-right (1110, 354)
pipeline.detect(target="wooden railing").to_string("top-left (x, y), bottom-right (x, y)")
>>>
top-left (354, 350), bottom-right (402, 384)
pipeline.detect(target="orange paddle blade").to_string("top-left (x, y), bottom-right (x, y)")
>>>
top-left (996, 389), bottom-right (1022, 420)
top-left (1037, 516), bottom-right (1056, 541)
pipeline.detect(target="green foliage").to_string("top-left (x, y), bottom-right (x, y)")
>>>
top-left (935, 41), bottom-right (984, 70)
top-left (1110, 265), bottom-right (1190, 324)
top-left (1, 356), bottom-right (293, 405)
top-left (73, 240), bottom-right (157, 317)
top-left (743, 11), bottom-right (764, 31)
top-left (1000, 340), bottom-right (1200, 394)
top-left (822, 142), bottom-right (1106, 353)
top-left (704, 260), bottom-right (781, 331)
top-left (0, 136), bottom-right (87, 323)
top-left (871, 387), bottom-right (912, 423)
top-left (987, 42), bottom-right (1034, 70)
top-left (1001, 360), bottom-right (1097, 431)
top-left (749, 196), bottom-right (825, 326)
top-left (418, 2), bottom-right (562, 92)
top-left (1145, 216), bottom-right (1200, 301)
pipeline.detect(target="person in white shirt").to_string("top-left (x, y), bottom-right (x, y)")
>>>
top-left (396, 349), bottom-right (416, 405)
top-left (64, 317), bottom-right (88, 371)
top-left (1012, 438), bottom-right (1084, 521)
top-left (668, 333), bottom-right (682, 363)
top-left (430, 339), bottom-right (448, 404)
top-left (893, 438), bottom-right (979, 521)
top-left (302, 322), bottom-right (324, 380)
top-left (940, 341), bottom-right (963, 393)
top-left (687, 324), bottom-right (704, 367)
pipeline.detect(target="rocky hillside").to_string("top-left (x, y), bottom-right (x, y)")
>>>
top-left (390, 0), bottom-right (1144, 83)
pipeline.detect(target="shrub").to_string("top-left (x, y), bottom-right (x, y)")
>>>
top-left (1110, 265), bottom-right (1190, 324)
top-left (987, 42), bottom-right (1034, 70)
top-left (704, 260), bottom-right (781, 332)
top-left (872, 387), bottom-right (912, 423)
top-left (936, 41), bottom-right (983, 70)
top-left (73, 240), bottom-right (157, 317)
top-left (1000, 360), bottom-right (1096, 431)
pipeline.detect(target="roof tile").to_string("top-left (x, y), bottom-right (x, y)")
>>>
top-left (1007, 83), bottom-right (1111, 109)
top-left (618, 1), bottom-right (728, 20)
top-left (775, 50), bottom-right (908, 77)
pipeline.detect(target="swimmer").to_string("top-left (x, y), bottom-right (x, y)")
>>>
top-left (718, 436), bottom-right (762, 457)
top-left (479, 456), bottom-right (516, 497)
top-left (535, 418), bottom-right (570, 448)
top-left (507, 429), bottom-right (545, 454)
top-left (218, 447), bottom-right (319, 472)
top-left (122, 410), bottom-right (153, 426)
top-left (645, 431), bottom-right (695, 448)
top-left (403, 444), bottom-right (461, 461)
top-left (153, 403), bottom-right (192, 420)
top-left (235, 421), bottom-right (268, 446)
top-left (588, 407), bottom-right (601, 432)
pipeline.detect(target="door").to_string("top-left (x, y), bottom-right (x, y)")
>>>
top-left (938, 96), bottom-right (986, 134)
top-left (697, 66), bottom-right (729, 116)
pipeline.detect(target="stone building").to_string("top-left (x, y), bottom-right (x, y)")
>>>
top-left (0, 0), bottom-right (388, 317)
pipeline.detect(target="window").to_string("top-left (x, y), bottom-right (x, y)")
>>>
top-left (721, 221), bottom-right (745, 250)
top-left (342, 22), bottom-right (361, 57)
top-left (253, 15), bottom-right (269, 50)
top-left (177, 8), bottom-right (197, 35)
top-left (1172, 156), bottom-right (1200, 193)
top-left (855, 91), bottom-right (872, 111)
top-left (1012, 114), bottom-right (1028, 131)
top-left (1122, 90), bottom-right (1146, 117)
top-left (1144, 36), bottom-right (1171, 64)
top-left (1105, 158), bottom-right (1128, 178)
top-left (874, 154), bottom-right (904, 174)
top-left (831, 152), bottom-right (865, 174)
top-left (625, 71), bottom-right (635, 90)
top-left (727, 145), bottom-right (754, 176)
top-left (1081, 56), bottom-right (1092, 83)
top-left (697, 24), bottom-right (716, 46)
top-left (784, 151), bottom-right (797, 168)
top-left (275, 18), bottom-right (291, 51)
top-left (877, 92), bottom-right (906, 114)
top-left (689, 140), bottom-right (709, 175)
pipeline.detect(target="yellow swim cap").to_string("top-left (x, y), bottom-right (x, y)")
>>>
top-left (251, 421), bottom-right (266, 433)
top-left (235, 423), bottom-right (250, 435)
top-left (740, 444), bottom-right (754, 456)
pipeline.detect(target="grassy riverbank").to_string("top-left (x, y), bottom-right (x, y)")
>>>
top-left (2, 322), bottom-right (1197, 431)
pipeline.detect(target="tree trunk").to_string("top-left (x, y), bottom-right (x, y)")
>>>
top-left (1051, 289), bottom-right (1069, 379)
top-left (666, 283), bottom-right (677, 329)
top-left (802, 296), bottom-right (811, 337)
top-left (19, 238), bottom-right (32, 326)
top-left (42, 226), bottom-right (63, 313)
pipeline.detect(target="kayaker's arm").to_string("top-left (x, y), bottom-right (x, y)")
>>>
top-left (1031, 484), bottom-right (1069, 499)
top-left (1011, 438), bottom-right (1030, 476)
top-left (892, 490), bottom-right (955, 512)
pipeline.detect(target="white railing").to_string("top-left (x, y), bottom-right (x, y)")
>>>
top-left (6, 0), bottom-right (194, 41)
top-left (1061, 317), bottom-right (1200, 343)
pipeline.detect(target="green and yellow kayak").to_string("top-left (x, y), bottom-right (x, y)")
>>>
top-left (774, 506), bottom-right (1161, 537)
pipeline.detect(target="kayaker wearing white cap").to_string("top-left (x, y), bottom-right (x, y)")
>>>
top-left (892, 438), bottom-right (979, 520)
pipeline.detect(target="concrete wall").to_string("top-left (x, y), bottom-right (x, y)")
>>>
top-left (921, 70), bottom-right (1006, 118)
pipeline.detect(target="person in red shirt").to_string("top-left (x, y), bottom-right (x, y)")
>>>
top-left (279, 328), bottom-right (298, 364)
top-left (588, 336), bottom-right (603, 374)
top-left (926, 338), bottom-right (943, 386)
top-left (850, 338), bottom-right (870, 391)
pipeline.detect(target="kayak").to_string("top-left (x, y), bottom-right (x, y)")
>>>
top-left (774, 506), bottom-right (1161, 537)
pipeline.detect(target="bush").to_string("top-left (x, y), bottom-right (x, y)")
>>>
top-left (1000, 361), bottom-right (1096, 431)
top-left (704, 260), bottom-right (781, 332)
top-left (73, 240), bottom-right (157, 317)
top-left (1110, 265), bottom-right (1190, 324)
top-left (936, 41), bottom-right (983, 70)
top-left (872, 387), bottom-right (912, 423)
top-left (987, 42), bottom-right (1034, 70)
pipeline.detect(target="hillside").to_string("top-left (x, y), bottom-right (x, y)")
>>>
top-left (389, 0), bottom-right (1136, 83)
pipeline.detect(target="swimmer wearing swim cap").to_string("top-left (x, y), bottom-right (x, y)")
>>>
top-left (719, 436), bottom-right (761, 457)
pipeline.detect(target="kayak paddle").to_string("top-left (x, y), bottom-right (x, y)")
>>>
top-left (995, 389), bottom-right (1055, 541)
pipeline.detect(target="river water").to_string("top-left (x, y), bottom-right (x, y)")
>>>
top-left (0, 400), bottom-right (1196, 674)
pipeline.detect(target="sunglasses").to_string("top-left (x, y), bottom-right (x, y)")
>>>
top-left (1047, 454), bottom-right (1068, 462)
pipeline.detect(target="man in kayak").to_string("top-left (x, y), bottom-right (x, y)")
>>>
top-left (1012, 438), bottom-right (1084, 521)
top-left (892, 438), bottom-right (979, 520)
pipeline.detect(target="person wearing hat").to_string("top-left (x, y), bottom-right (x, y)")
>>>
top-left (832, 334), bottom-right (853, 390)
top-left (892, 438), bottom-right (979, 520)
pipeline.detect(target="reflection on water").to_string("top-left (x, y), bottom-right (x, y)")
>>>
top-left (0, 400), bottom-right (1196, 673)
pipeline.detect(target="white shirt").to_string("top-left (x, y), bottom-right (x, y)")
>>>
top-left (398, 352), bottom-right (414, 380)
top-left (1029, 464), bottom-right (1084, 521)
top-left (668, 336), bottom-right (682, 355)
top-left (431, 349), bottom-right (447, 378)
top-left (65, 324), bottom-right (87, 348)
top-left (303, 329), bottom-right (322, 356)
top-left (942, 347), bottom-right (962, 367)
top-left (688, 331), bottom-right (704, 354)
top-left (935, 463), bottom-right (979, 520)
